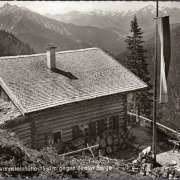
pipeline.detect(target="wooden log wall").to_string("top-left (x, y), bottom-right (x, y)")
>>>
top-left (30, 93), bottom-right (127, 151)
top-left (8, 119), bottom-right (32, 147)
top-left (6, 93), bottom-right (127, 151)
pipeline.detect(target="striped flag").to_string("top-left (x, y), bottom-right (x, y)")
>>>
top-left (157, 16), bottom-right (171, 104)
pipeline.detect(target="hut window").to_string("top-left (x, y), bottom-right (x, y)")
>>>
top-left (79, 124), bottom-right (89, 137)
top-left (53, 130), bottom-right (62, 143)
top-left (104, 117), bottom-right (113, 130)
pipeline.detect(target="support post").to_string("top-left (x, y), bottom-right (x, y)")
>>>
top-left (153, 0), bottom-right (159, 162)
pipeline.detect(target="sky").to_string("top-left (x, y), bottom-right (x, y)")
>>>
top-left (0, 1), bottom-right (179, 15)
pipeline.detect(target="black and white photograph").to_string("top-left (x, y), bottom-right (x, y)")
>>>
top-left (0, 0), bottom-right (179, 179)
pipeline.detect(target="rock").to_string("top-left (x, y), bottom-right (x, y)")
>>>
top-left (161, 170), bottom-right (168, 178)
top-left (152, 167), bottom-right (161, 177)
top-left (168, 174), bottom-right (173, 179)
top-left (169, 160), bottom-right (177, 166)
top-left (174, 170), bottom-right (180, 178)
top-left (132, 159), bottom-right (138, 164)
top-left (174, 165), bottom-right (180, 172)
top-left (144, 163), bottom-right (152, 176)
top-left (141, 158), bottom-right (147, 164)
top-left (138, 152), bottom-right (146, 161)
top-left (140, 169), bottom-right (145, 176)
top-left (142, 146), bottom-right (151, 156)
top-left (168, 166), bottom-right (175, 177)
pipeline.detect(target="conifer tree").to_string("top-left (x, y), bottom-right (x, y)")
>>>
top-left (125, 15), bottom-right (152, 118)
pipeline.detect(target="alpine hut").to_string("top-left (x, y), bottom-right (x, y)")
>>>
top-left (0, 44), bottom-right (147, 152)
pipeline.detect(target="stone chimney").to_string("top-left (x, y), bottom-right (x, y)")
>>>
top-left (47, 43), bottom-right (57, 70)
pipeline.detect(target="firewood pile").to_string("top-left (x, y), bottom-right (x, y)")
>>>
top-left (98, 129), bottom-right (133, 155)
top-left (64, 129), bottom-right (134, 156)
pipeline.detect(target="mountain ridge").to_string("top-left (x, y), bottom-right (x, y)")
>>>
top-left (0, 3), bottom-right (126, 54)
top-left (44, 5), bottom-right (180, 30)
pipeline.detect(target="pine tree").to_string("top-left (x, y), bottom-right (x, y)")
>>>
top-left (125, 15), bottom-right (153, 118)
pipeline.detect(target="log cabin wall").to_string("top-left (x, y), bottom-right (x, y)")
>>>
top-left (30, 93), bottom-right (127, 151)
top-left (6, 93), bottom-right (127, 152)
top-left (7, 117), bottom-right (32, 148)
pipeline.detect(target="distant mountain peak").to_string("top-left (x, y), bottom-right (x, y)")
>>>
top-left (2, 3), bottom-right (18, 9)
top-left (3, 3), bottom-right (12, 7)
top-left (146, 5), bottom-right (155, 9)
top-left (0, 3), bottom-right (19, 13)
top-left (1, 3), bottom-right (33, 13)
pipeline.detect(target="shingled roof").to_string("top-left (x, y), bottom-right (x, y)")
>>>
top-left (0, 48), bottom-right (147, 115)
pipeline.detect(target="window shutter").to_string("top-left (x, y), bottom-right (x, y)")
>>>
top-left (89, 121), bottom-right (96, 138)
top-left (98, 119), bottom-right (104, 135)
top-left (113, 115), bottom-right (119, 130)
top-left (72, 125), bottom-right (79, 140)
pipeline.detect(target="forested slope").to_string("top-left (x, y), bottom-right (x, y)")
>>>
top-left (0, 30), bottom-right (34, 56)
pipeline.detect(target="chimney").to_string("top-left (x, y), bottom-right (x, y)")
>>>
top-left (47, 43), bottom-right (57, 70)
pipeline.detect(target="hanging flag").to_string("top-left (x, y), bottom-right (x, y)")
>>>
top-left (157, 16), bottom-right (171, 104)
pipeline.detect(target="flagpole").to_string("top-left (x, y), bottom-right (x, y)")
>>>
top-left (153, 0), bottom-right (158, 162)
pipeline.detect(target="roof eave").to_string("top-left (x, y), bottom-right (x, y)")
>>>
top-left (24, 86), bottom-right (148, 116)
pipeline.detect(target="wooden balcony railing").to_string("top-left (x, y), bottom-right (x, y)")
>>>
top-left (127, 112), bottom-right (180, 140)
